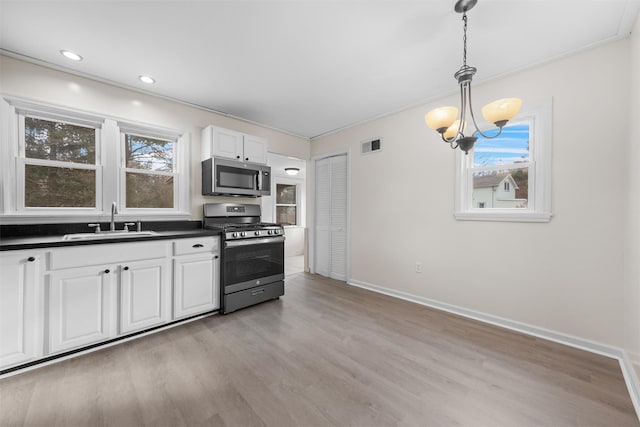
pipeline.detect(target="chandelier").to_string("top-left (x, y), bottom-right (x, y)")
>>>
top-left (424, 0), bottom-right (522, 154)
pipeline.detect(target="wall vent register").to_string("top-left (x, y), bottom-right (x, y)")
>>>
top-left (361, 138), bottom-right (382, 154)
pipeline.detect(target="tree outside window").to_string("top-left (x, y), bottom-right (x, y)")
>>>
top-left (123, 133), bottom-right (175, 209)
top-left (23, 116), bottom-right (98, 208)
top-left (3, 96), bottom-right (190, 220)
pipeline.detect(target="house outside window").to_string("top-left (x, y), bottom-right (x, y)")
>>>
top-left (455, 98), bottom-right (552, 222)
top-left (276, 183), bottom-right (297, 225)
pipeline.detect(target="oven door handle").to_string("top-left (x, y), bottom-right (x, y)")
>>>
top-left (225, 236), bottom-right (285, 248)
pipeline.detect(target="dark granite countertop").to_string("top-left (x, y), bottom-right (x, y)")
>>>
top-left (0, 221), bottom-right (221, 251)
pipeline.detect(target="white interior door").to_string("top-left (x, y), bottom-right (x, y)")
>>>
top-left (314, 154), bottom-right (347, 280)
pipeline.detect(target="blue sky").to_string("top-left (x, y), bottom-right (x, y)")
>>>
top-left (473, 123), bottom-right (529, 167)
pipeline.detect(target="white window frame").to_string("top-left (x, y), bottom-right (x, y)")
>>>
top-left (0, 95), bottom-right (190, 223)
top-left (274, 181), bottom-right (300, 226)
top-left (454, 98), bottom-right (552, 222)
top-left (117, 121), bottom-right (188, 216)
top-left (18, 111), bottom-right (104, 214)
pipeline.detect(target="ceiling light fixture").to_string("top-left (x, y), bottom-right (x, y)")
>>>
top-left (285, 167), bottom-right (300, 176)
top-left (424, 0), bottom-right (522, 154)
top-left (139, 75), bottom-right (155, 84)
top-left (60, 50), bottom-right (83, 61)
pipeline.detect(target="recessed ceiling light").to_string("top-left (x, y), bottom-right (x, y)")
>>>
top-left (139, 75), bottom-right (155, 84)
top-left (60, 50), bottom-right (83, 61)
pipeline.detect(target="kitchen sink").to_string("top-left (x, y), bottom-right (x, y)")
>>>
top-left (62, 231), bottom-right (159, 241)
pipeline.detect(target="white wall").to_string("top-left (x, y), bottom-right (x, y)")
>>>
top-left (0, 55), bottom-right (310, 220)
top-left (311, 39), bottom-right (631, 348)
top-left (625, 14), bottom-right (640, 381)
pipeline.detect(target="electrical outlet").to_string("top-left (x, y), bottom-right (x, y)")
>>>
top-left (415, 262), bottom-right (423, 273)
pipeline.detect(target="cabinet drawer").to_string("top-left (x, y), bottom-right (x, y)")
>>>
top-left (50, 241), bottom-right (170, 270)
top-left (173, 237), bottom-right (218, 256)
top-left (224, 281), bottom-right (283, 314)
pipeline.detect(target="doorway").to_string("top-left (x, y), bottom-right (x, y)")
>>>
top-left (261, 153), bottom-right (307, 276)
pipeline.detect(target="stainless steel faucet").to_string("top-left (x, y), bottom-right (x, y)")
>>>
top-left (110, 201), bottom-right (118, 231)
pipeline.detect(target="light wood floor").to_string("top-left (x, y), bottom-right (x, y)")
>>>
top-left (1, 273), bottom-right (638, 426)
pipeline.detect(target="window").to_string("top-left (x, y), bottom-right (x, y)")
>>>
top-left (455, 98), bottom-right (552, 222)
top-left (22, 116), bottom-right (100, 208)
top-left (1, 96), bottom-right (190, 221)
top-left (122, 132), bottom-right (175, 209)
top-left (275, 183), bottom-right (297, 225)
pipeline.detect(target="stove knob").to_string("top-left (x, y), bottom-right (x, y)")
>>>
top-left (274, 229), bottom-right (280, 235)
top-left (232, 232), bottom-right (238, 238)
top-left (267, 230), bottom-right (273, 235)
top-left (255, 231), bottom-right (260, 236)
top-left (240, 232), bottom-right (247, 237)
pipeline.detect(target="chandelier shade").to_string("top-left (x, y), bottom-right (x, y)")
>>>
top-left (425, 0), bottom-right (522, 154)
top-left (425, 106), bottom-right (458, 133)
top-left (443, 119), bottom-right (465, 140)
top-left (481, 98), bottom-right (522, 127)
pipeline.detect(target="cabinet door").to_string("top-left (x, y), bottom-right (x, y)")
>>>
top-left (212, 127), bottom-right (244, 160)
top-left (48, 266), bottom-right (116, 354)
top-left (173, 254), bottom-right (220, 320)
top-left (120, 258), bottom-right (171, 334)
top-left (242, 135), bottom-right (267, 164)
top-left (0, 252), bottom-right (43, 369)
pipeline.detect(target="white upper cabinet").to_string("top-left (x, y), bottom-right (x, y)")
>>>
top-left (207, 127), bottom-right (244, 160)
top-left (202, 125), bottom-right (268, 164)
top-left (242, 134), bottom-right (268, 164)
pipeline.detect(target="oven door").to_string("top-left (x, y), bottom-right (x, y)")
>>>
top-left (223, 236), bottom-right (285, 293)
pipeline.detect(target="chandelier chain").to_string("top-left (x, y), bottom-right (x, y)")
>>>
top-left (462, 12), bottom-right (468, 67)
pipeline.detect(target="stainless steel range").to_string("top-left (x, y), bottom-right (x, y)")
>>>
top-left (203, 203), bottom-right (284, 314)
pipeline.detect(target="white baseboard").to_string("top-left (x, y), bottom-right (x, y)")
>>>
top-left (347, 278), bottom-right (640, 422)
top-left (629, 351), bottom-right (640, 367)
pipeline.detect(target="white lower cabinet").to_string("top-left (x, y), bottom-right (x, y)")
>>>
top-left (46, 240), bottom-right (171, 355)
top-left (0, 251), bottom-right (44, 369)
top-left (173, 254), bottom-right (220, 319)
top-left (1, 235), bottom-right (220, 371)
top-left (173, 237), bottom-right (220, 320)
top-left (48, 265), bottom-right (116, 354)
top-left (119, 258), bottom-right (171, 334)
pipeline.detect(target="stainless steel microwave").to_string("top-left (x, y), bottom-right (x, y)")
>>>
top-left (202, 157), bottom-right (271, 197)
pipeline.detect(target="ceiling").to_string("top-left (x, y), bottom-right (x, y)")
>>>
top-left (1, 1), bottom-right (639, 139)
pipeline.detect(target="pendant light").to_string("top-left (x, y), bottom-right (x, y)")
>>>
top-left (425, 0), bottom-right (522, 154)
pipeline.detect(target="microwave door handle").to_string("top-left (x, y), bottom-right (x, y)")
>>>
top-left (257, 169), bottom-right (262, 190)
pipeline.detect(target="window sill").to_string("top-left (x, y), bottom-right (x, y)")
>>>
top-left (454, 211), bottom-right (552, 223)
top-left (0, 212), bottom-right (191, 225)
